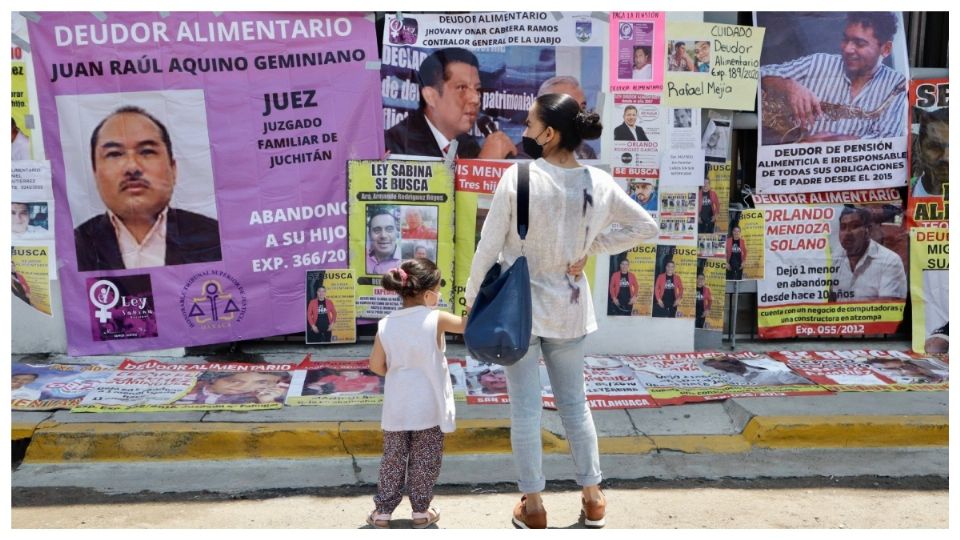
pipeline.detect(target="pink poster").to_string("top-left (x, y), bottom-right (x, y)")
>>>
top-left (609, 11), bottom-right (665, 93)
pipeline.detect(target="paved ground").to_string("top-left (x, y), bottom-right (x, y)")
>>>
top-left (12, 478), bottom-right (949, 528)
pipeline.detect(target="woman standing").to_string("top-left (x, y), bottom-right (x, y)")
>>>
top-left (465, 93), bottom-right (658, 529)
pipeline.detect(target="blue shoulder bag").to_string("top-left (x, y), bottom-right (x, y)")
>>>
top-left (464, 162), bottom-right (532, 366)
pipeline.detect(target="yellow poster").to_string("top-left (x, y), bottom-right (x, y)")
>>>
top-left (11, 60), bottom-right (34, 160)
top-left (306, 269), bottom-right (356, 344)
top-left (697, 257), bottom-right (726, 331)
top-left (910, 228), bottom-right (948, 354)
top-left (348, 160), bottom-right (455, 319)
top-left (663, 22), bottom-right (765, 110)
top-left (11, 245), bottom-right (51, 315)
top-left (705, 162), bottom-right (731, 233)
top-left (738, 209), bottom-right (765, 280)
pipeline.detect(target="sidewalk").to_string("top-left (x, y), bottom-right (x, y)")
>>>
top-left (11, 340), bottom-right (949, 494)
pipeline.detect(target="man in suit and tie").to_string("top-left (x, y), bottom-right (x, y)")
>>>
top-left (613, 105), bottom-right (649, 141)
top-left (385, 47), bottom-right (516, 159)
top-left (74, 106), bottom-right (221, 271)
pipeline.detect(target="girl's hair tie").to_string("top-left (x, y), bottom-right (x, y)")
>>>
top-left (393, 267), bottom-right (408, 287)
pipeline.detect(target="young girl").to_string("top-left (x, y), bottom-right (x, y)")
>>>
top-left (366, 258), bottom-right (466, 529)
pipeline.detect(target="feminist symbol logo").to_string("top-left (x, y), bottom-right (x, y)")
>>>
top-left (89, 279), bottom-right (120, 323)
top-left (619, 22), bottom-right (633, 40)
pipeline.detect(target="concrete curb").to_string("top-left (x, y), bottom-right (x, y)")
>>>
top-left (19, 415), bottom-right (949, 463)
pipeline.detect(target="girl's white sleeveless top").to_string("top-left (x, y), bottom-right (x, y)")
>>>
top-left (377, 306), bottom-right (455, 433)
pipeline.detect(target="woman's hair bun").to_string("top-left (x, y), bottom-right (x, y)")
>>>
top-left (575, 110), bottom-right (603, 140)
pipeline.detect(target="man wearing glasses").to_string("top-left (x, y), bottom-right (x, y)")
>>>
top-left (385, 47), bottom-right (516, 159)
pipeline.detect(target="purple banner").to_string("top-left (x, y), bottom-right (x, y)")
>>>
top-left (29, 12), bottom-right (383, 354)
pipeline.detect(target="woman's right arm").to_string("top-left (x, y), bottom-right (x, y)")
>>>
top-left (464, 165), bottom-right (516, 308)
top-left (587, 179), bottom-right (659, 257)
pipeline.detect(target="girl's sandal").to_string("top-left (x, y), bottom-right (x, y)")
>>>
top-left (411, 507), bottom-right (440, 529)
top-left (366, 511), bottom-right (392, 529)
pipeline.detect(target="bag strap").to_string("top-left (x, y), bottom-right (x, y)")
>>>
top-left (517, 162), bottom-right (529, 240)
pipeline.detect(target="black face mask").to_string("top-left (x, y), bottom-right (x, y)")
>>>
top-left (521, 128), bottom-right (547, 159)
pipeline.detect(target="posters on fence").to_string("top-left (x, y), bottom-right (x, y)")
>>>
top-left (754, 12), bottom-right (909, 193)
top-left (28, 12), bottom-right (383, 354)
top-left (624, 351), bottom-right (825, 405)
top-left (348, 160), bottom-right (454, 319)
top-left (909, 228), bottom-right (948, 355)
top-left (381, 12), bottom-right (606, 162)
top-left (608, 244), bottom-right (695, 319)
top-left (754, 189), bottom-right (906, 338)
top-left (542, 356), bottom-right (657, 409)
top-left (75, 360), bottom-right (299, 411)
top-left (608, 11), bottom-right (665, 93)
top-left (12, 363), bottom-right (113, 410)
top-left (663, 22), bottom-right (765, 110)
top-left (305, 269), bottom-right (356, 344)
top-left (906, 78), bottom-right (948, 228)
top-left (770, 350), bottom-right (948, 391)
top-left (286, 360), bottom-right (384, 406)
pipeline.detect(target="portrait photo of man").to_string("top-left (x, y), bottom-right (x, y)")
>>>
top-left (365, 205), bottom-right (401, 275)
top-left (831, 206), bottom-right (907, 301)
top-left (385, 47), bottom-right (516, 159)
top-left (759, 12), bottom-right (907, 145)
top-left (72, 104), bottom-right (221, 271)
top-left (614, 105), bottom-right (649, 142)
top-left (12, 202), bottom-right (49, 239)
top-left (911, 107), bottom-right (949, 197)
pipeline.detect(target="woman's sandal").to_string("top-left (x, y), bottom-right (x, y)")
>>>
top-left (366, 510), bottom-right (392, 529)
top-left (411, 507), bottom-right (440, 529)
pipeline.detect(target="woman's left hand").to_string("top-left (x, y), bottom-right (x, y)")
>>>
top-left (567, 257), bottom-right (588, 281)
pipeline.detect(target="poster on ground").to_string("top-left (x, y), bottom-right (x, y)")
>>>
top-left (754, 189), bottom-right (907, 338)
top-left (663, 22), bottom-right (764, 110)
top-left (74, 359), bottom-right (300, 411)
top-left (624, 351), bottom-right (826, 405)
top-left (12, 363), bottom-right (113, 411)
top-left (754, 12), bottom-right (909, 193)
top-left (906, 78), bottom-right (948, 228)
top-left (770, 350), bottom-right (948, 391)
top-left (348, 160), bottom-right (454, 319)
top-left (909, 228), bottom-right (948, 355)
top-left (381, 11), bottom-right (606, 161)
top-left (28, 12), bottom-right (383, 354)
top-left (464, 356), bottom-right (510, 404)
top-left (305, 269), bottom-right (356, 344)
top-left (542, 356), bottom-right (658, 409)
top-left (285, 360), bottom-right (384, 406)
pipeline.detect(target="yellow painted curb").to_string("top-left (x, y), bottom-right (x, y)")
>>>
top-left (742, 415), bottom-right (950, 448)
top-left (18, 414), bottom-right (950, 463)
top-left (25, 422), bottom-right (345, 462)
top-left (12, 423), bottom-right (39, 441)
